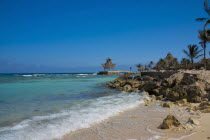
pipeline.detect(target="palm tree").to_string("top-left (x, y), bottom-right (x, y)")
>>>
top-left (198, 30), bottom-right (210, 69)
top-left (148, 61), bottom-right (154, 68)
top-left (144, 65), bottom-right (150, 72)
top-left (180, 58), bottom-right (191, 69)
top-left (172, 58), bottom-right (180, 70)
top-left (196, 1), bottom-right (210, 37)
top-left (183, 45), bottom-right (203, 64)
top-left (136, 64), bottom-right (143, 72)
top-left (155, 58), bottom-right (166, 70)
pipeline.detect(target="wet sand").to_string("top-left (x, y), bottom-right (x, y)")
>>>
top-left (182, 113), bottom-right (210, 140)
top-left (58, 101), bottom-right (200, 140)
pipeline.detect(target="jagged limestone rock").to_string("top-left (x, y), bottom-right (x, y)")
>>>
top-left (149, 94), bottom-right (156, 101)
top-left (123, 85), bottom-right (133, 92)
top-left (188, 117), bottom-right (200, 125)
top-left (107, 71), bottom-right (210, 103)
top-left (156, 95), bottom-right (164, 100)
top-left (161, 115), bottom-right (181, 129)
top-left (175, 99), bottom-right (188, 106)
top-left (162, 102), bottom-right (175, 108)
top-left (142, 98), bottom-right (150, 104)
top-left (196, 102), bottom-right (210, 113)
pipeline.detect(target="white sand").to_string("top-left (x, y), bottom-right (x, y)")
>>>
top-left (58, 101), bottom-right (200, 140)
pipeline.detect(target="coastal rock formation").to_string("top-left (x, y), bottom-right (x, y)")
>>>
top-left (107, 72), bottom-right (210, 103)
top-left (156, 95), bottom-right (164, 100)
top-left (175, 99), bottom-right (189, 106)
top-left (181, 70), bottom-right (210, 84)
top-left (142, 98), bottom-right (150, 104)
top-left (196, 102), bottom-right (210, 113)
top-left (162, 102), bottom-right (175, 108)
top-left (123, 85), bottom-right (133, 92)
top-left (161, 115), bottom-right (181, 129)
top-left (188, 118), bottom-right (200, 125)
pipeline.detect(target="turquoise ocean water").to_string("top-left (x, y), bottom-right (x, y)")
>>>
top-left (0, 73), bottom-right (145, 140)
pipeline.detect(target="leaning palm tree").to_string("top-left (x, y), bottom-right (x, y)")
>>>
top-left (183, 45), bottom-right (203, 64)
top-left (196, 1), bottom-right (210, 37)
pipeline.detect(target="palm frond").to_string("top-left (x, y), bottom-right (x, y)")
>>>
top-left (204, 1), bottom-right (210, 16)
top-left (199, 41), bottom-right (205, 48)
top-left (183, 49), bottom-right (190, 58)
top-left (195, 54), bottom-right (204, 59)
top-left (204, 19), bottom-right (210, 30)
top-left (196, 18), bottom-right (208, 21)
top-left (196, 48), bottom-right (203, 54)
top-left (199, 30), bottom-right (210, 42)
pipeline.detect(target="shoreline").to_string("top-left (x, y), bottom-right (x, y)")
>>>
top-left (58, 100), bottom-right (201, 140)
top-left (55, 70), bottom-right (210, 140)
top-left (182, 113), bottom-right (210, 140)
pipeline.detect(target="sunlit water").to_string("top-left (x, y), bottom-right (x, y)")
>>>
top-left (0, 73), bottom-right (145, 140)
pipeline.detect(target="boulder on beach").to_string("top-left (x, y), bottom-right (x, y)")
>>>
top-left (188, 117), bottom-right (200, 125)
top-left (123, 85), bottom-right (133, 92)
top-left (175, 99), bottom-right (189, 106)
top-left (156, 95), bottom-right (164, 100)
top-left (196, 102), bottom-right (210, 113)
top-left (142, 98), bottom-right (150, 104)
top-left (161, 115), bottom-right (181, 129)
top-left (162, 102), bottom-right (175, 108)
top-left (149, 94), bottom-right (156, 101)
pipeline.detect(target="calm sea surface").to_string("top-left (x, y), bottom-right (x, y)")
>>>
top-left (0, 73), bottom-right (144, 140)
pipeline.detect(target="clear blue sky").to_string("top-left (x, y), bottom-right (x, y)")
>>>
top-left (0, 0), bottom-right (208, 73)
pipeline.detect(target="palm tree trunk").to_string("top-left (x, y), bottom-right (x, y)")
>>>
top-left (204, 43), bottom-right (207, 70)
top-left (191, 58), bottom-right (195, 69)
top-left (191, 58), bottom-right (194, 64)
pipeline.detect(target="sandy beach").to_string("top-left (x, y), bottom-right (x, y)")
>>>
top-left (182, 113), bottom-right (210, 140)
top-left (59, 100), bottom-right (202, 140)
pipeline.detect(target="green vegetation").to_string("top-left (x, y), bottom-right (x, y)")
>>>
top-left (135, 1), bottom-right (210, 71)
top-left (180, 58), bottom-right (191, 70)
top-left (183, 45), bottom-right (203, 64)
top-left (136, 64), bottom-right (143, 72)
top-left (196, 1), bottom-right (210, 69)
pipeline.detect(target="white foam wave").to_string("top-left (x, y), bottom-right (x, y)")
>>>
top-left (0, 92), bottom-right (147, 140)
top-left (32, 74), bottom-right (46, 77)
top-left (77, 74), bottom-right (89, 75)
top-left (76, 76), bottom-right (87, 78)
top-left (22, 75), bottom-right (33, 77)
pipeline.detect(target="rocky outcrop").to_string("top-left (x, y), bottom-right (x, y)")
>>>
top-left (161, 115), bottom-right (181, 129)
top-left (107, 72), bottom-right (210, 103)
top-left (175, 99), bottom-right (189, 106)
top-left (187, 118), bottom-right (200, 125)
top-left (141, 71), bottom-right (177, 79)
top-left (162, 102), bottom-right (175, 108)
top-left (180, 70), bottom-right (210, 84)
top-left (196, 102), bottom-right (210, 113)
top-left (156, 95), bottom-right (163, 100)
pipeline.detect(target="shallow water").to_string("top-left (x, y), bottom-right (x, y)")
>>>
top-left (0, 73), bottom-right (144, 140)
